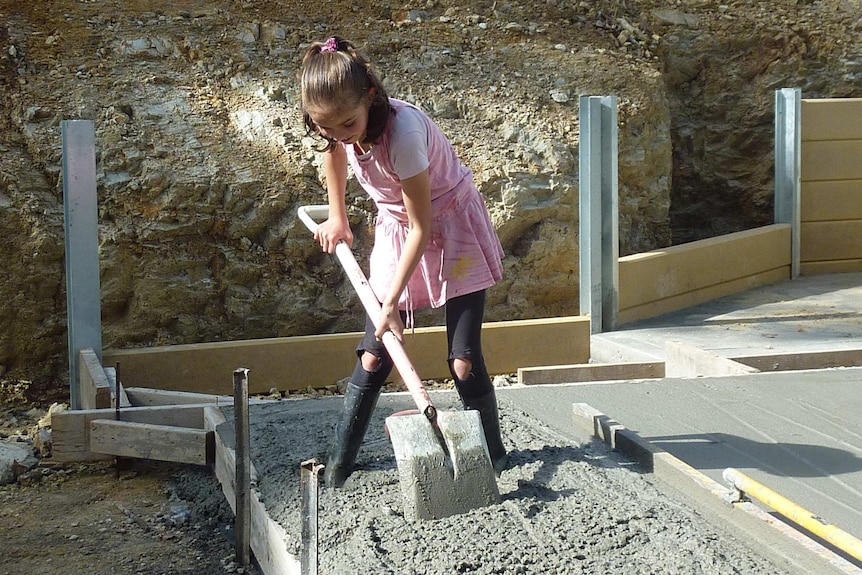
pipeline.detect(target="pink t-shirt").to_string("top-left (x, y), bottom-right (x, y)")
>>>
top-left (343, 99), bottom-right (504, 311)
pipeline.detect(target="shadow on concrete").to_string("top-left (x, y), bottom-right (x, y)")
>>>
top-left (642, 432), bottom-right (862, 478)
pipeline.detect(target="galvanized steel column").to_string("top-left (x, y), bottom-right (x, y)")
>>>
top-left (775, 88), bottom-right (801, 278)
top-left (62, 120), bottom-right (102, 409)
top-left (578, 96), bottom-right (619, 333)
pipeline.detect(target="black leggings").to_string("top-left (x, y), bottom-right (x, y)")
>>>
top-left (349, 289), bottom-right (493, 398)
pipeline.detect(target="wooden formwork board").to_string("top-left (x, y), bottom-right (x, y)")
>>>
top-left (618, 225), bottom-right (791, 314)
top-left (802, 140), bottom-right (862, 182)
top-left (732, 348), bottom-right (862, 372)
top-left (801, 180), bottom-right (862, 222)
top-left (617, 223), bottom-right (792, 326)
top-left (801, 221), bottom-right (862, 263)
top-left (79, 348), bottom-right (130, 410)
top-left (124, 387), bottom-right (235, 407)
top-left (204, 406), bottom-right (300, 575)
top-left (52, 398), bottom-right (272, 463)
top-left (52, 403), bottom-right (213, 463)
top-left (801, 259), bottom-right (862, 275)
top-left (89, 419), bottom-right (213, 466)
top-left (102, 316), bottom-right (590, 395)
top-left (801, 98), bottom-right (862, 142)
top-left (518, 361), bottom-right (665, 385)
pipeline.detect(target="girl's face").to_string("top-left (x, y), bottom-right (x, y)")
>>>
top-left (306, 94), bottom-right (372, 146)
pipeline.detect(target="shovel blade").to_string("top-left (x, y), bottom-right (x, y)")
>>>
top-left (386, 410), bottom-right (500, 521)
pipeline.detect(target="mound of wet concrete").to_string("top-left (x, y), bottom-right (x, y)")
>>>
top-left (239, 392), bottom-right (790, 575)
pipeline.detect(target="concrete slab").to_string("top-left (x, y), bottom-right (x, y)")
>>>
top-left (500, 370), bottom-right (862, 545)
top-left (594, 272), bottom-right (862, 361)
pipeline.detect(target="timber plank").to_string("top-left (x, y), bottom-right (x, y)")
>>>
top-left (104, 317), bottom-right (590, 395)
top-left (802, 140), bottom-right (862, 182)
top-left (51, 403), bottom-right (211, 463)
top-left (802, 98), bottom-right (862, 142)
top-left (104, 366), bottom-right (132, 408)
top-left (800, 260), bottom-right (862, 275)
top-left (204, 407), bottom-right (300, 575)
top-left (125, 387), bottom-right (234, 407)
top-left (518, 361), bottom-right (665, 385)
top-left (79, 349), bottom-right (111, 410)
top-left (619, 267), bottom-right (789, 326)
top-left (801, 221), bottom-right (862, 262)
top-left (801, 180), bottom-right (862, 222)
top-left (619, 225), bottom-right (790, 310)
top-left (89, 419), bottom-right (212, 466)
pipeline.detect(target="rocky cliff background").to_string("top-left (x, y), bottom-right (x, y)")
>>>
top-left (1, 0), bottom-right (860, 402)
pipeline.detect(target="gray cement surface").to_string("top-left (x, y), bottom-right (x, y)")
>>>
top-left (500, 371), bottom-right (862, 544)
top-left (239, 396), bottom-right (795, 575)
top-left (595, 272), bottom-right (862, 360)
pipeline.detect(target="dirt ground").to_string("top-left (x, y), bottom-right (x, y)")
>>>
top-left (0, 407), bottom-right (260, 575)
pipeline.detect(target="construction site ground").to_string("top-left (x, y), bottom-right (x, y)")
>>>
top-left (4, 272), bottom-right (862, 574)
top-left (224, 271), bottom-right (862, 574)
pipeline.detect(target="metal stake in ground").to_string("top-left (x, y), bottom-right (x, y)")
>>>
top-left (233, 368), bottom-right (251, 566)
top-left (114, 361), bottom-right (121, 479)
top-left (300, 459), bottom-right (324, 575)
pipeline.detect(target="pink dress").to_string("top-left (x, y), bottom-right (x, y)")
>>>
top-left (343, 98), bottom-right (504, 313)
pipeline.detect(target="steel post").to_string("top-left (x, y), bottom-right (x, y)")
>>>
top-left (61, 120), bottom-right (102, 409)
top-left (774, 88), bottom-right (801, 278)
top-left (578, 96), bottom-right (619, 333)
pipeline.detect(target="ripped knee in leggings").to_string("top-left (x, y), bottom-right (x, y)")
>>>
top-left (361, 351), bottom-right (383, 373)
top-left (450, 357), bottom-right (473, 381)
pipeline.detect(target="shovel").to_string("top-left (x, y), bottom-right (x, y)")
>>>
top-left (298, 205), bottom-right (500, 521)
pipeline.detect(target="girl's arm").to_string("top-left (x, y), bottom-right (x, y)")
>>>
top-left (314, 145), bottom-right (354, 253)
top-left (375, 168), bottom-right (432, 341)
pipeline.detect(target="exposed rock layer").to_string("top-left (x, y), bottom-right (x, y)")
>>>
top-left (1, 0), bottom-right (860, 399)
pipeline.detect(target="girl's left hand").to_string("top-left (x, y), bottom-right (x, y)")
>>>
top-left (375, 301), bottom-right (404, 342)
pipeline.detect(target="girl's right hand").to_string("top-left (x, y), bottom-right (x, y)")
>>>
top-left (314, 218), bottom-right (354, 254)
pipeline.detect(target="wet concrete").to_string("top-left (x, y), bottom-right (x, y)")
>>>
top-left (237, 394), bottom-right (796, 575)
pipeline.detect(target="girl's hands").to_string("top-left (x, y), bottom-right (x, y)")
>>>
top-left (314, 217), bottom-right (353, 254)
top-left (375, 300), bottom-right (404, 342)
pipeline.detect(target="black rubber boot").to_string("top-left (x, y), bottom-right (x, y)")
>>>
top-left (459, 389), bottom-right (508, 476)
top-left (324, 382), bottom-right (381, 488)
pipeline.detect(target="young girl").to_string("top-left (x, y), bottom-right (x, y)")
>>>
top-left (300, 36), bottom-right (507, 487)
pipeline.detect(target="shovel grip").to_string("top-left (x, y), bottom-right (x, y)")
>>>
top-left (298, 205), bottom-right (436, 419)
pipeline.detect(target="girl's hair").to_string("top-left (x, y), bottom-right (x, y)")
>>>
top-left (300, 36), bottom-right (393, 152)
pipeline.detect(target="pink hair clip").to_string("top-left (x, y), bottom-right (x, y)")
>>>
top-left (321, 37), bottom-right (338, 53)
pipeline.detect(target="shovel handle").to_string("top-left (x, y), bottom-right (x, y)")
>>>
top-left (298, 205), bottom-right (436, 422)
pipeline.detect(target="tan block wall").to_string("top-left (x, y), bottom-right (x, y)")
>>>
top-left (618, 225), bottom-right (791, 325)
top-left (800, 98), bottom-right (862, 275)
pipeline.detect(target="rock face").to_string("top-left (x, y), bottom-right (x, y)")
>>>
top-left (0, 0), bottom-right (860, 399)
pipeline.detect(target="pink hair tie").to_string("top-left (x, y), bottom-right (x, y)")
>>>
top-left (321, 37), bottom-right (338, 53)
